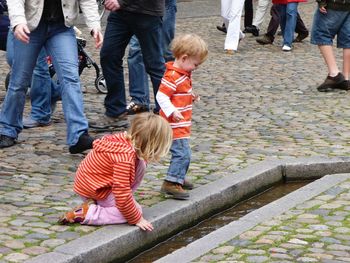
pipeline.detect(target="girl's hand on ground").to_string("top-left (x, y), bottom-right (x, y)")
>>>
top-left (136, 217), bottom-right (154, 231)
top-left (172, 110), bottom-right (184, 122)
top-left (14, 23), bottom-right (30, 44)
top-left (92, 29), bottom-right (103, 48)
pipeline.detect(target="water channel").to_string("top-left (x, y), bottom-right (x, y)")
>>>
top-left (126, 180), bottom-right (311, 263)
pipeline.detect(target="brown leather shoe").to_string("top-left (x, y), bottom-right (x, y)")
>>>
top-left (256, 34), bottom-right (274, 45)
top-left (182, 179), bottom-right (194, 190)
top-left (161, 181), bottom-right (189, 200)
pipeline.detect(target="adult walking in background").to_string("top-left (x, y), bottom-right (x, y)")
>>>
top-left (243, 0), bottom-right (259, 36)
top-left (97, 0), bottom-right (165, 129)
top-left (0, 0), bottom-right (103, 153)
top-left (6, 31), bottom-right (61, 129)
top-left (126, 0), bottom-right (177, 115)
top-left (311, 0), bottom-right (350, 92)
top-left (221, 0), bottom-right (245, 54)
top-left (256, 4), bottom-right (308, 45)
top-left (274, 0), bottom-right (307, 51)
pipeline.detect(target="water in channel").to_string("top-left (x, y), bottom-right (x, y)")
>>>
top-left (126, 180), bottom-right (310, 263)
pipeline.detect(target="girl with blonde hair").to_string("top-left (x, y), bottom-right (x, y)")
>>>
top-left (59, 112), bottom-right (172, 231)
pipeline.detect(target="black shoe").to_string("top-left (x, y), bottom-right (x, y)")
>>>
top-left (317, 72), bottom-right (349, 92)
top-left (243, 25), bottom-right (259, 36)
top-left (293, 32), bottom-right (309, 43)
top-left (69, 133), bottom-right (94, 154)
top-left (216, 23), bottom-right (227, 34)
top-left (0, 134), bottom-right (16, 148)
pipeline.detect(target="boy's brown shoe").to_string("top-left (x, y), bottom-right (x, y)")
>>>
top-left (161, 181), bottom-right (189, 200)
top-left (317, 72), bottom-right (349, 92)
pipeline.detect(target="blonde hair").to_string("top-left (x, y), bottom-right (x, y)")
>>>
top-left (170, 33), bottom-right (208, 63)
top-left (127, 112), bottom-right (172, 162)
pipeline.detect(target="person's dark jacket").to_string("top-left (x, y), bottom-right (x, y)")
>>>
top-left (118, 0), bottom-right (165, 16)
top-left (317, 0), bottom-right (350, 11)
top-left (0, 0), bottom-right (9, 51)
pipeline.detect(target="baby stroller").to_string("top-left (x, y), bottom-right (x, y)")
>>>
top-left (5, 36), bottom-right (107, 94)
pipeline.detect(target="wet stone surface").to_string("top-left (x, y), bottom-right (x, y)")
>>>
top-left (195, 180), bottom-right (350, 263)
top-left (0, 1), bottom-right (349, 262)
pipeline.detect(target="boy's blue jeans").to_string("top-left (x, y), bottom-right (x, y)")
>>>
top-left (6, 31), bottom-right (61, 124)
top-left (0, 20), bottom-right (88, 146)
top-left (165, 138), bottom-right (191, 185)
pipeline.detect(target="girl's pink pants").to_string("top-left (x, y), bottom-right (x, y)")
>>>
top-left (81, 159), bottom-right (146, 225)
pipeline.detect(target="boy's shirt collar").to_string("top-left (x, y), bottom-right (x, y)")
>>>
top-left (165, 61), bottom-right (191, 77)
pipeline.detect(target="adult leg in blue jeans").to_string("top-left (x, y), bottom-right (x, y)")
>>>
top-left (6, 31), bottom-right (61, 128)
top-left (0, 21), bottom-right (91, 153)
top-left (277, 2), bottom-right (299, 51)
top-left (126, 0), bottom-right (177, 115)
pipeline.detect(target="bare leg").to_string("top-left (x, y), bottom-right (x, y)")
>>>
top-left (319, 45), bottom-right (339, 77)
top-left (343, 48), bottom-right (350, 80)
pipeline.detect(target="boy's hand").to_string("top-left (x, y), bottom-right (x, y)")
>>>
top-left (172, 110), bottom-right (184, 122)
top-left (136, 217), bottom-right (153, 231)
top-left (192, 92), bottom-right (200, 102)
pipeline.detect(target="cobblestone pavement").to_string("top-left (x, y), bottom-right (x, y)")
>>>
top-left (0, 1), bottom-right (350, 262)
top-left (195, 179), bottom-right (350, 263)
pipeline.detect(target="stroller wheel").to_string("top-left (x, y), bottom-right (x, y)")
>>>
top-left (95, 74), bottom-right (107, 94)
top-left (5, 71), bottom-right (10, 91)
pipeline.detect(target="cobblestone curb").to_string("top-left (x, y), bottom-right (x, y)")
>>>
top-left (26, 157), bottom-right (350, 263)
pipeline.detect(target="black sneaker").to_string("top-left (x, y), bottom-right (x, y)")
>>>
top-left (317, 72), bottom-right (349, 92)
top-left (216, 23), bottom-right (227, 34)
top-left (0, 135), bottom-right (15, 148)
top-left (89, 113), bottom-right (129, 129)
top-left (126, 102), bottom-right (149, 115)
top-left (69, 132), bottom-right (94, 154)
top-left (243, 25), bottom-right (259, 36)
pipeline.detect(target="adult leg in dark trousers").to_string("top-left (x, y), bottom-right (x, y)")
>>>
top-left (257, 4), bottom-right (308, 44)
top-left (244, 0), bottom-right (253, 28)
top-left (243, 0), bottom-right (260, 36)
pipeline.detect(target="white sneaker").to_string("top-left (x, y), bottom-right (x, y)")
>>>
top-left (282, 45), bottom-right (292, 51)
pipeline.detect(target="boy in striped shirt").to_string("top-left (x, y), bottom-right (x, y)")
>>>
top-left (156, 34), bottom-right (208, 200)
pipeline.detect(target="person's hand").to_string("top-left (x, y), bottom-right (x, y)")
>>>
top-left (104, 0), bottom-right (120, 11)
top-left (192, 92), bottom-right (200, 102)
top-left (172, 110), bottom-right (184, 122)
top-left (319, 6), bottom-right (327, 14)
top-left (136, 217), bottom-right (153, 231)
top-left (14, 23), bottom-right (30, 44)
top-left (92, 29), bottom-right (103, 48)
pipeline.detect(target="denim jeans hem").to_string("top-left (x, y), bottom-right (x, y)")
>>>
top-left (310, 41), bottom-right (333, 46)
top-left (0, 130), bottom-right (17, 139)
top-left (164, 176), bottom-right (185, 185)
